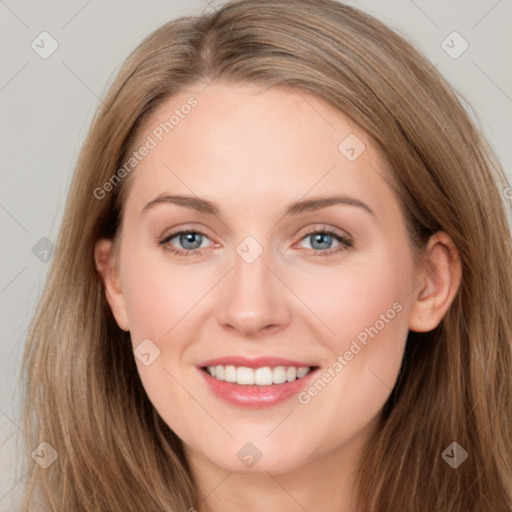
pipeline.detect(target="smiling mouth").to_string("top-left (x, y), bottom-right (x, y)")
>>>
top-left (202, 365), bottom-right (317, 386)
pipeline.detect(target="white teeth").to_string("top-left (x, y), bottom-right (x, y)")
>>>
top-left (206, 365), bottom-right (312, 386)
top-left (254, 367), bottom-right (273, 385)
top-left (224, 365), bottom-right (236, 383)
top-left (273, 366), bottom-right (287, 384)
top-left (297, 367), bottom-right (309, 378)
top-left (236, 367), bottom-right (254, 385)
top-left (286, 366), bottom-right (297, 382)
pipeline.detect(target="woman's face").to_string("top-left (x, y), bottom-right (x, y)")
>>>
top-left (101, 83), bottom-right (429, 474)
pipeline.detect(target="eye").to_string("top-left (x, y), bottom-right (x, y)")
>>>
top-left (158, 226), bottom-right (353, 258)
top-left (159, 229), bottom-right (213, 256)
top-left (296, 226), bottom-right (353, 257)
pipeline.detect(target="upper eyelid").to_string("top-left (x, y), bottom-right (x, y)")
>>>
top-left (161, 229), bottom-right (212, 244)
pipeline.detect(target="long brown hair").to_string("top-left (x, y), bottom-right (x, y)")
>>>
top-left (19, 1), bottom-right (512, 510)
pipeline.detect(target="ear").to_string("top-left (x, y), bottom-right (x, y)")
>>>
top-left (94, 238), bottom-right (130, 331)
top-left (408, 231), bottom-right (462, 333)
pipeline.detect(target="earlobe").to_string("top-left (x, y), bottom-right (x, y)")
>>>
top-left (408, 232), bottom-right (462, 333)
top-left (94, 238), bottom-right (130, 331)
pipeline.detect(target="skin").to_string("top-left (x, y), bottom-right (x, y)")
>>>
top-left (95, 83), bottom-right (461, 512)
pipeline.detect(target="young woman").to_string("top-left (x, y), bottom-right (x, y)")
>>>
top-left (19, 0), bottom-right (512, 510)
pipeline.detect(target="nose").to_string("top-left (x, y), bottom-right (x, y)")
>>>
top-left (216, 245), bottom-right (291, 337)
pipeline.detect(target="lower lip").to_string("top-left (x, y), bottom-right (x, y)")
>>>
top-left (198, 367), bottom-right (319, 408)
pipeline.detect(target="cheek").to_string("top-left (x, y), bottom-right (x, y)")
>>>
top-left (291, 246), bottom-right (413, 423)
top-left (123, 270), bottom-right (175, 344)
top-left (119, 252), bottom-right (211, 430)
top-left (292, 255), bottom-right (411, 442)
top-left (120, 241), bottom-right (215, 343)
top-left (292, 248), bottom-right (412, 355)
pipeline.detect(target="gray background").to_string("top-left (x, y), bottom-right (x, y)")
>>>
top-left (1, 0), bottom-right (511, 509)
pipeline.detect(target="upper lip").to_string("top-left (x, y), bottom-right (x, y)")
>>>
top-left (198, 356), bottom-right (316, 369)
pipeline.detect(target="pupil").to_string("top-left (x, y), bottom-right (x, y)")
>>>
top-left (181, 232), bottom-right (202, 249)
top-left (311, 233), bottom-right (332, 250)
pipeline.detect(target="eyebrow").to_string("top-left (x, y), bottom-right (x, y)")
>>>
top-left (141, 194), bottom-right (376, 217)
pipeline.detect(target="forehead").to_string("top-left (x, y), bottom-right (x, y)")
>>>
top-left (123, 83), bottom-right (398, 221)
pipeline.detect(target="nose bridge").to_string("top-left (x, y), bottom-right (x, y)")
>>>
top-left (216, 236), bottom-right (290, 335)
top-left (233, 241), bottom-right (271, 293)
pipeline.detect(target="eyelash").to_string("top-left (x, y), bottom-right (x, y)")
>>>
top-left (158, 226), bottom-right (353, 258)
